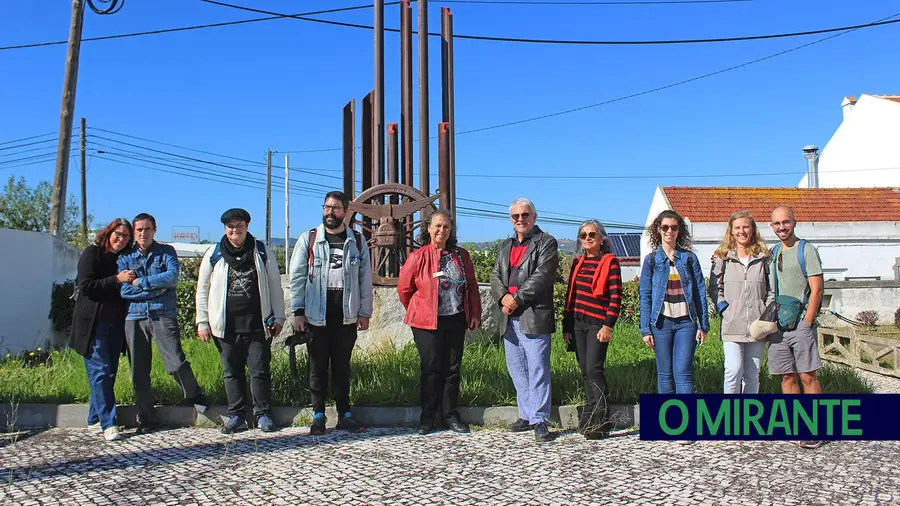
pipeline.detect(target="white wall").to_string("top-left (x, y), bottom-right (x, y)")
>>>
top-left (798, 94), bottom-right (900, 188)
top-left (0, 229), bottom-right (81, 356)
top-left (822, 281), bottom-right (900, 325)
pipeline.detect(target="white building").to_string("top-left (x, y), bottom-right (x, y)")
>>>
top-left (641, 186), bottom-right (900, 281)
top-left (799, 94), bottom-right (900, 188)
top-left (162, 241), bottom-right (215, 258)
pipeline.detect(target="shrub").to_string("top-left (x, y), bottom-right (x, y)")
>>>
top-left (856, 310), bottom-right (879, 327)
top-left (619, 279), bottom-right (640, 326)
top-left (894, 307), bottom-right (900, 329)
top-left (49, 279), bottom-right (76, 334)
top-left (177, 280), bottom-right (198, 339)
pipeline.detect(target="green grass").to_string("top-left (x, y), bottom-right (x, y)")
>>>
top-left (0, 323), bottom-right (874, 407)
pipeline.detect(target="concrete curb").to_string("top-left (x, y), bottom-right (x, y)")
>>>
top-left (1, 403), bottom-right (641, 430)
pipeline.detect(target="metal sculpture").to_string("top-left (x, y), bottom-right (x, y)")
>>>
top-left (337, 0), bottom-right (456, 285)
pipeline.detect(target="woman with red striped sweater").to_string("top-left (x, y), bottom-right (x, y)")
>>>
top-left (562, 220), bottom-right (623, 440)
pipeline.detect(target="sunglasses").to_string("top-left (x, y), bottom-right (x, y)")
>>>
top-left (579, 231), bottom-right (598, 240)
top-left (511, 212), bottom-right (531, 221)
top-left (660, 224), bottom-right (679, 233)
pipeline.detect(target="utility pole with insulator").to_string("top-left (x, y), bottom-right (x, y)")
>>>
top-left (265, 149), bottom-right (272, 246)
top-left (50, 0), bottom-right (86, 237)
top-left (284, 154), bottom-right (290, 276)
top-left (80, 117), bottom-right (87, 236)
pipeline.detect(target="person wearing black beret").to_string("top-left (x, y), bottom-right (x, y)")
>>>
top-left (195, 208), bottom-right (286, 433)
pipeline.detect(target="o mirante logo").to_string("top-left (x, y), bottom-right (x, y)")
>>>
top-left (639, 394), bottom-right (899, 441)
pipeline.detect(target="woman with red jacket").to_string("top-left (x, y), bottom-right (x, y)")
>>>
top-left (398, 209), bottom-right (482, 435)
top-left (562, 219), bottom-right (623, 440)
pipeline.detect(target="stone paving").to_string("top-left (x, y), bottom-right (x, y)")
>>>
top-left (0, 422), bottom-right (898, 505)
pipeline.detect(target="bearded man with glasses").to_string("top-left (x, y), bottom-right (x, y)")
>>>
top-left (490, 198), bottom-right (560, 442)
top-left (289, 191), bottom-right (373, 435)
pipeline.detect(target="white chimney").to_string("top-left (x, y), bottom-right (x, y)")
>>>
top-left (803, 145), bottom-right (819, 189)
top-left (841, 96), bottom-right (856, 121)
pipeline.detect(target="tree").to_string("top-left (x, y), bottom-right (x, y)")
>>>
top-left (0, 175), bottom-right (92, 245)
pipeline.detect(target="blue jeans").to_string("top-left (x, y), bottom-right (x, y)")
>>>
top-left (503, 318), bottom-right (552, 425)
top-left (652, 316), bottom-right (697, 394)
top-left (84, 321), bottom-right (124, 430)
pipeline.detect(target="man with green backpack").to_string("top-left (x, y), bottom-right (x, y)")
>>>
top-left (767, 206), bottom-right (825, 449)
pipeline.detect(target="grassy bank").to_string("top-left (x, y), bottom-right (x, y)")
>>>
top-left (0, 324), bottom-right (873, 407)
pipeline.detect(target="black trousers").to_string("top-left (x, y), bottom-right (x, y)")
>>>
top-left (307, 320), bottom-right (358, 415)
top-left (214, 331), bottom-right (272, 419)
top-left (573, 319), bottom-right (610, 433)
top-left (411, 312), bottom-right (466, 427)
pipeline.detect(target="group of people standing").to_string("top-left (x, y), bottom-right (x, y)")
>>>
top-left (638, 206), bottom-right (825, 449)
top-left (70, 192), bottom-right (825, 449)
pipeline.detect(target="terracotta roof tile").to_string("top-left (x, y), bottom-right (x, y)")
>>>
top-left (874, 95), bottom-right (900, 104)
top-left (661, 187), bottom-right (900, 223)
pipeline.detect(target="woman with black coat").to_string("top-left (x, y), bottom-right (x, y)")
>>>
top-left (70, 218), bottom-right (136, 441)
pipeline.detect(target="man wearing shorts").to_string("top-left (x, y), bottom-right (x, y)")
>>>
top-left (767, 206), bottom-right (825, 449)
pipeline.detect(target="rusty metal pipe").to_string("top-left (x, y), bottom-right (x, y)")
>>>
top-left (417, 0), bottom-right (430, 198)
top-left (342, 99), bottom-right (355, 199)
top-left (401, 0), bottom-right (414, 193)
top-left (438, 122), bottom-right (450, 211)
top-left (374, 0), bottom-right (385, 191)
top-left (441, 7), bottom-right (455, 216)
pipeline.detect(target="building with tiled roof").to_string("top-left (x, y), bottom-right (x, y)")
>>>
top-left (798, 93), bottom-right (900, 188)
top-left (641, 186), bottom-right (900, 282)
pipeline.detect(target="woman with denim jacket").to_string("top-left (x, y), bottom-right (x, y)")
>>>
top-left (639, 210), bottom-right (709, 400)
top-left (709, 211), bottom-right (773, 394)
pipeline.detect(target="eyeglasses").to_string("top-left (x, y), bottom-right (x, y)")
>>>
top-left (510, 212), bottom-right (531, 221)
top-left (660, 224), bottom-right (679, 233)
top-left (579, 231), bottom-right (598, 239)
top-left (323, 205), bottom-right (345, 212)
top-left (112, 230), bottom-right (130, 239)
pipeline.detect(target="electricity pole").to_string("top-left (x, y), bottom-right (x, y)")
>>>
top-left (265, 149), bottom-right (272, 246)
top-left (80, 117), bottom-right (87, 235)
top-left (50, 0), bottom-right (86, 237)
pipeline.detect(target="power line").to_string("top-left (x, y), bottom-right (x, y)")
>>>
top-left (88, 127), bottom-right (344, 180)
top-left (89, 134), bottom-right (338, 190)
top-left (0, 132), bottom-right (57, 146)
top-left (442, 0), bottom-right (750, 3)
top-left (202, 0), bottom-right (900, 46)
top-left (454, 10), bottom-right (900, 135)
top-left (280, 10), bottom-right (900, 151)
top-left (95, 154), bottom-right (324, 199)
top-left (0, 3), bottom-right (400, 52)
top-left (0, 138), bottom-right (59, 151)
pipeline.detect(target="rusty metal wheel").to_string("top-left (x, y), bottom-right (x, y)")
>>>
top-left (343, 183), bottom-right (440, 286)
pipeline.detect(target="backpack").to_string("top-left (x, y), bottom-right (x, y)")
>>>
top-left (209, 239), bottom-right (268, 268)
top-left (306, 227), bottom-right (363, 273)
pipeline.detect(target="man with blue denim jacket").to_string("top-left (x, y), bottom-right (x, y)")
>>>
top-left (289, 191), bottom-right (373, 435)
top-left (118, 213), bottom-right (207, 433)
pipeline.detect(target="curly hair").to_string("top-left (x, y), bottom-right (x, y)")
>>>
top-left (714, 210), bottom-right (769, 259)
top-left (418, 209), bottom-right (457, 250)
top-left (646, 210), bottom-right (692, 250)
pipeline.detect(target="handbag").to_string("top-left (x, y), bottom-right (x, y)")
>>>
top-left (771, 248), bottom-right (809, 332)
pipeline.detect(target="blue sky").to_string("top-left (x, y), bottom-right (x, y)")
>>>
top-left (1, 0), bottom-right (899, 243)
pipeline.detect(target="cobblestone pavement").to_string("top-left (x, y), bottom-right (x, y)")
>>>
top-left (1, 423), bottom-right (898, 505)
top-left (857, 369), bottom-right (900, 394)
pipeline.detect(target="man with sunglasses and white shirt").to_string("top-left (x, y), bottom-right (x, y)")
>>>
top-left (767, 206), bottom-right (825, 450)
top-left (490, 198), bottom-right (560, 442)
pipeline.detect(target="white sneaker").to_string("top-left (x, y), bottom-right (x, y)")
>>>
top-left (88, 422), bottom-right (102, 434)
top-left (103, 426), bottom-right (122, 441)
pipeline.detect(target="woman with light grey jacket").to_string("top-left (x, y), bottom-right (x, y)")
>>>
top-left (709, 210), bottom-right (774, 394)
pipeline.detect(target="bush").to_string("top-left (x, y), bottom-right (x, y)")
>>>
top-left (49, 279), bottom-right (76, 334)
top-left (619, 279), bottom-right (640, 326)
top-left (177, 280), bottom-right (198, 339)
top-left (856, 310), bottom-right (879, 327)
top-left (895, 307), bottom-right (900, 329)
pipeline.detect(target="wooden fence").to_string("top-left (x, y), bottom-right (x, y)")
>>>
top-left (818, 327), bottom-right (900, 378)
